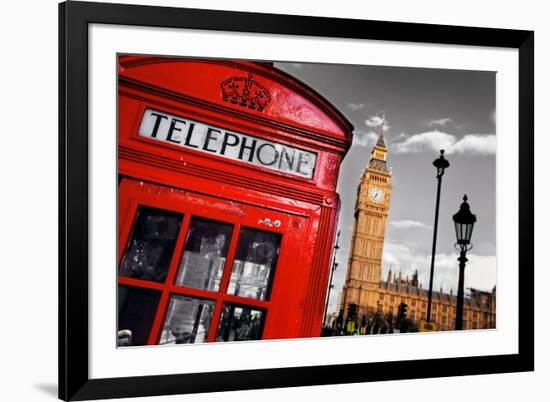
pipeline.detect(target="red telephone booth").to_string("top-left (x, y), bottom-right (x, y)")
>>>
top-left (117, 56), bottom-right (353, 347)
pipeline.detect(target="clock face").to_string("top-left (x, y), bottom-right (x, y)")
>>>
top-left (368, 187), bottom-right (385, 203)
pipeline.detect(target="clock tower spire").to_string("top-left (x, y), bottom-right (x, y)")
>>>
top-left (369, 124), bottom-right (388, 166)
top-left (342, 125), bottom-right (392, 320)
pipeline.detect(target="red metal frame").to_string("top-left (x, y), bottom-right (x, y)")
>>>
top-left (118, 56), bottom-right (353, 342)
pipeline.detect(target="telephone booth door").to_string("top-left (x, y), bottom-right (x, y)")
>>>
top-left (117, 178), bottom-right (310, 346)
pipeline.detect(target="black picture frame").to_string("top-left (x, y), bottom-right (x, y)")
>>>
top-left (59, 1), bottom-right (534, 400)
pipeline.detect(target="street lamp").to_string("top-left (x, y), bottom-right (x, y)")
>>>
top-left (323, 230), bottom-right (341, 327)
top-left (427, 149), bottom-right (450, 322)
top-left (452, 195), bottom-right (477, 330)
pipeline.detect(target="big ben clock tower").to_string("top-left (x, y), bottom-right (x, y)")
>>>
top-left (342, 128), bottom-right (392, 320)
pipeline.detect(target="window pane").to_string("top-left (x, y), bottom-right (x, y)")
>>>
top-left (216, 304), bottom-right (264, 342)
top-left (158, 295), bottom-right (215, 345)
top-left (227, 228), bottom-right (281, 300)
top-left (454, 222), bottom-right (461, 242)
top-left (175, 218), bottom-right (233, 291)
top-left (467, 224), bottom-right (474, 243)
top-left (118, 286), bottom-right (161, 347)
top-left (120, 206), bottom-right (182, 283)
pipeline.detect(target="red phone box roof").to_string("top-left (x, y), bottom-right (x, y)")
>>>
top-left (118, 56), bottom-right (353, 149)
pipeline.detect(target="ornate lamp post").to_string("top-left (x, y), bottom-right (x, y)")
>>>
top-left (452, 195), bottom-right (477, 330)
top-left (427, 150), bottom-right (450, 322)
top-left (323, 230), bottom-right (341, 327)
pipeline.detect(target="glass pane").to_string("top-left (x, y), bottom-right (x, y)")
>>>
top-left (118, 286), bottom-right (161, 347)
top-left (454, 222), bottom-right (461, 242)
top-left (120, 206), bottom-right (182, 283)
top-left (175, 217), bottom-right (233, 291)
top-left (466, 223), bottom-right (474, 243)
top-left (227, 228), bottom-right (281, 300)
top-left (215, 304), bottom-right (264, 342)
top-left (158, 295), bottom-right (215, 345)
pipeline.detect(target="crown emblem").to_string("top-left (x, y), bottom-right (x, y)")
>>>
top-left (220, 73), bottom-right (271, 112)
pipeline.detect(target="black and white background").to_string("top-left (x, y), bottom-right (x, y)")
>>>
top-left (276, 62), bottom-right (496, 314)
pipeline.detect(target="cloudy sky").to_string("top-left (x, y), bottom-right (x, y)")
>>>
top-left (275, 62), bottom-right (496, 314)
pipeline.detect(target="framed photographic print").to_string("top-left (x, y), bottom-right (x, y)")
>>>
top-left (59, 1), bottom-right (534, 400)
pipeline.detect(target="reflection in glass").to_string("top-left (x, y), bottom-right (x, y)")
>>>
top-left (175, 218), bottom-right (233, 291)
top-left (118, 286), bottom-right (161, 347)
top-left (216, 304), bottom-right (264, 342)
top-left (227, 228), bottom-right (281, 300)
top-left (159, 296), bottom-right (215, 345)
top-left (120, 206), bottom-right (182, 282)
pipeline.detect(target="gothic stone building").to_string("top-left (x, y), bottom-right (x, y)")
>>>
top-left (340, 130), bottom-right (496, 331)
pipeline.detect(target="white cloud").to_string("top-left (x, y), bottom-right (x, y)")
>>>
top-left (382, 241), bottom-right (496, 293)
top-left (426, 118), bottom-right (453, 127)
top-left (392, 130), bottom-right (455, 154)
top-left (390, 220), bottom-right (432, 230)
top-left (391, 130), bottom-right (495, 155)
top-left (346, 103), bottom-right (365, 111)
top-left (353, 130), bottom-right (378, 147)
top-left (451, 134), bottom-right (496, 155)
top-left (394, 133), bottom-right (409, 141)
top-left (382, 241), bottom-right (414, 267)
top-left (365, 115), bottom-right (387, 128)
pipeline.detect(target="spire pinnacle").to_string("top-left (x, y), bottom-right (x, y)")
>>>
top-left (366, 114), bottom-right (389, 173)
top-left (375, 122), bottom-right (387, 149)
top-left (368, 121), bottom-right (388, 170)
